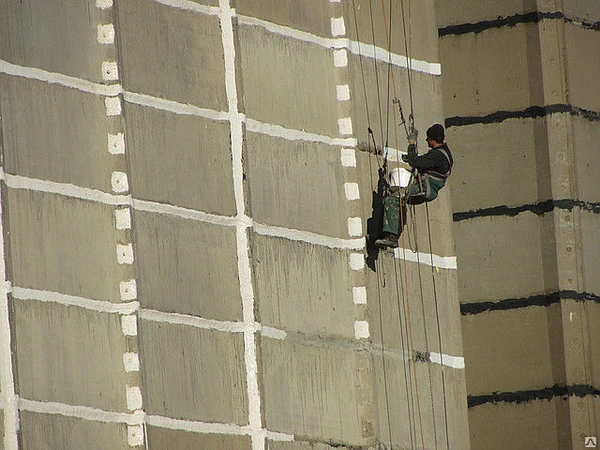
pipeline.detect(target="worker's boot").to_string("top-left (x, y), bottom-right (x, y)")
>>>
top-left (375, 233), bottom-right (399, 248)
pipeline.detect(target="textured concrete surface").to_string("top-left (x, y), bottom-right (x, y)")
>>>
top-left (565, 25), bottom-right (600, 111)
top-left (134, 210), bottom-right (242, 320)
top-left (117, 0), bottom-right (227, 110)
top-left (13, 300), bottom-right (129, 411)
top-left (125, 103), bottom-right (236, 215)
top-left (436, 0), bottom-right (535, 27)
top-left (19, 412), bottom-right (128, 450)
top-left (581, 212), bottom-right (600, 294)
top-left (146, 426), bottom-right (251, 450)
top-left (238, 24), bottom-right (338, 136)
top-left (246, 132), bottom-right (349, 237)
top-left (140, 319), bottom-right (248, 424)
top-left (1, 76), bottom-right (114, 192)
top-left (252, 233), bottom-right (354, 338)
top-left (7, 189), bottom-right (122, 301)
top-left (573, 115), bottom-right (600, 203)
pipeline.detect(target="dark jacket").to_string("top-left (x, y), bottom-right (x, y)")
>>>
top-left (404, 143), bottom-right (453, 180)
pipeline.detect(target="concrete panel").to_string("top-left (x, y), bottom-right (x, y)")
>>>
top-left (0, 411), bottom-right (3, 450)
top-left (366, 254), bottom-right (463, 357)
top-left (344, 0), bottom-right (440, 64)
top-left (581, 211), bottom-right (600, 295)
top-left (125, 103), bottom-right (236, 215)
top-left (134, 211), bottom-right (242, 321)
top-left (565, 25), bottom-right (600, 112)
top-left (268, 442), bottom-right (356, 450)
top-left (117, 0), bottom-right (227, 110)
top-left (564, 0), bottom-right (600, 26)
top-left (1, 76), bottom-right (113, 192)
top-left (19, 411), bottom-right (128, 450)
top-left (435, 0), bottom-right (535, 28)
top-left (439, 24), bottom-right (544, 117)
top-left (236, 0), bottom-right (330, 37)
top-left (238, 24), bottom-right (338, 137)
top-left (251, 234), bottom-right (354, 338)
top-left (246, 132), bottom-right (348, 237)
top-left (7, 189), bottom-right (121, 301)
top-left (349, 56), bottom-right (444, 153)
top-left (0, 0), bottom-right (106, 82)
top-left (453, 213), bottom-right (555, 302)
top-left (461, 305), bottom-right (560, 395)
top-left (140, 320), bottom-right (248, 424)
top-left (125, 103), bottom-right (236, 216)
top-left (261, 336), bottom-right (370, 446)
top-left (146, 426), bottom-right (251, 450)
top-left (448, 118), bottom-right (553, 212)
top-left (13, 300), bottom-right (128, 411)
top-left (587, 302), bottom-right (600, 385)
top-left (573, 115), bottom-right (600, 203)
top-left (468, 398), bottom-right (567, 450)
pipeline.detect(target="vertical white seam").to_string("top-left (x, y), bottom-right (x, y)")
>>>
top-left (219, 2), bottom-right (263, 450)
top-left (0, 183), bottom-right (18, 450)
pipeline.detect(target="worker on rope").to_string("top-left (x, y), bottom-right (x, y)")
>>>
top-left (374, 124), bottom-right (453, 249)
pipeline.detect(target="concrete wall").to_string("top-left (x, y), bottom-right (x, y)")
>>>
top-left (436, 0), bottom-right (600, 448)
top-left (0, 0), bottom-right (469, 449)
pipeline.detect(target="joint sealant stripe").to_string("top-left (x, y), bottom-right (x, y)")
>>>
top-left (394, 247), bottom-right (457, 270)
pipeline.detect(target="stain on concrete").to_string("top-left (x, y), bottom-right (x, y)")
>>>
top-left (468, 384), bottom-right (600, 408)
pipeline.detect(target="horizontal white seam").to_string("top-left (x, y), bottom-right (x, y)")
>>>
top-left (237, 15), bottom-right (441, 76)
top-left (429, 351), bottom-right (465, 369)
top-left (254, 223), bottom-right (365, 250)
top-left (11, 287), bottom-right (139, 314)
top-left (246, 118), bottom-right (357, 146)
top-left (19, 398), bottom-right (293, 440)
top-left (2, 170), bottom-right (131, 206)
top-left (19, 398), bottom-right (143, 425)
top-left (132, 199), bottom-right (238, 227)
top-left (394, 247), bottom-right (457, 269)
top-left (123, 91), bottom-right (229, 121)
top-left (139, 309), bottom-right (256, 333)
top-left (151, 0), bottom-right (220, 16)
top-left (0, 60), bottom-right (122, 96)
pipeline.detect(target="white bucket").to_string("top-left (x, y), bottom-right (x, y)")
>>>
top-left (390, 167), bottom-right (411, 189)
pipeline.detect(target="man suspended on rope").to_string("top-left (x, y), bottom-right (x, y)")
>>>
top-left (402, 123), bottom-right (453, 204)
top-left (374, 124), bottom-right (453, 249)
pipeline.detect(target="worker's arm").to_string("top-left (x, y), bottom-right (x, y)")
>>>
top-left (402, 145), bottom-right (439, 170)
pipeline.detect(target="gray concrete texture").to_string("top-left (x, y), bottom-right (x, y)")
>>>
top-left (19, 412), bottom-right (129, 450)
top-left (565, 24), bottom-right (600, 111)
top-left (146, 426), bottom-right (251, 450)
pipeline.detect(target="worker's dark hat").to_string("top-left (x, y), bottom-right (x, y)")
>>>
top-left (426, 124), bottom-right (445, 142)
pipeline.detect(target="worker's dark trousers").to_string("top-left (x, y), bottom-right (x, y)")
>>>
top-left (381, 194), bottom-right (406, 236)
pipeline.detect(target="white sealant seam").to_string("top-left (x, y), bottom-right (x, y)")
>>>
top-left (331, 17), bottom-right (346, 37)
top-left (101, 61), bottom-right (119, 81)
top-left (336, 84), bottom-right (350, 101)
top-left (394, 247), bottom-right (457, 270)
top-left (219, 2), bottom-right (263, 449)
top-left (108, 132), bottom-right (126, 155)
top-left (352, 287), bottom-right (367, 305)
top-left (123, 91), bottom-right (229, 122)
top-left (429, 352), bottom-right (465, 369)
top-left (338, 117), bottom-right (353, 135)
top-left (253, 222), bottom-right (365, 250)
top-left (140, 308), bottom-right (256, 334)
top-left (344, 182), bottom-right (360, 200)
top-left (96, 0), bottom-right (114, 9)
top-left (236, 16), bottom-right (441, 75)
top-left (97, 24), bottom-right (115, 44)
top-left (105, 96), bottom-right (122, 116)
top-left (340, 148), bottom-right (357, 167)
top-left (0, 183), bottom-right (17, 449)
top-left (115, 208), bottom-right (132, 230)
top-left (151, 0), bottom-right (220, 16)
top-left (354, 320), bottom-right (370, 339)
top-left (333, 49), bottom-right (348, 67)
top-left (349, 253), bottom-right (365, 271)
top-left (347, 217), bottom-right (363, 237)
top-left (123, 353), bottom-right (140, 372)
top-left (245, 118), bottom-right (357, 147)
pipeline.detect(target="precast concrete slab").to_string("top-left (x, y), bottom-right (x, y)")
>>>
top-left (237, 24), bottom-right (338, 137)
top-left (573, 115), bottom-right (600, 203)
top-left (261, 335), bottom-right (371, 446)
top-left (146, 426), bottom-right (252, 450)
top-left (245, 132), bottom-right (349, 237)
top-left (461, 304), bottom-right (561, 395)
top-left (0, 411), bottom-right (4, 450)
top-left (348, 55), bottom-right (444, 152)
top-left (140, 319), bottom-right (248, 424)
top-left (581, 211), bottom-right (600, 294)
top-left (0, 0), bottom-right (107, 82)
top-left (116, 0), bottom-right (227, 110)
top-left (267, 441), bottom-right (357, 450)
top-left (19, 411), bottom-right (128, 450)
top-left (13, 299), bottom-right (129, 411)
top-left (563, 0), bottom-right (600, 23)
top-left (7, 189), bottom-right (122, 301)
top-left (1, 76), bottom-right (115, 192)
top-left (134, 210), bottom-right (242, 321)
top-left (251, 233), bottom-right (354, 338)
top-left (439, 23), bottom-right (544, 118)
top-left (124, 102), bottom-right (236, 215)
top-left (587, 302), bottom-right (600, 384)
top-left (468, 398), bottom-right (568, 450)
top-left (435, 0), bottom-right (535, 28)
top-left (236, 0), bottom-right (331, 38)
top-left (565, 24), bottom-right (600, 112)
top-left (366, 254), bottom-right (463, 357)
top-left (343, 0), bottom-right (440, 64)
top-left (453, 213), bottom-right (555, 302)
top-left (448, 119), bottom-right (553, 213)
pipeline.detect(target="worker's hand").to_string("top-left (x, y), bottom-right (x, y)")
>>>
top-left (407, 143), bottom-right (417, 156)
top-left (401, 154), bottom-right (409, 163)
